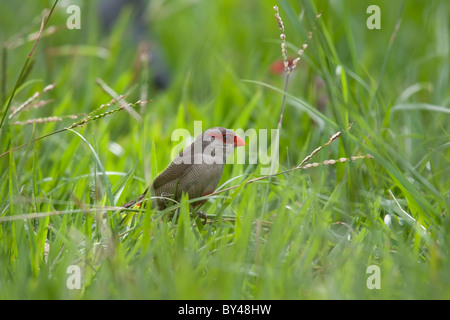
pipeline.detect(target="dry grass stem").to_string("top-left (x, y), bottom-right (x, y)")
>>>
top-left (9, 83), bottom-right (56, 119)
top-left (95, 77), bottom-right (142, 121)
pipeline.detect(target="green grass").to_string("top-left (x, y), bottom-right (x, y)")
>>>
top-left (0, 0), bottom-right (449, 299)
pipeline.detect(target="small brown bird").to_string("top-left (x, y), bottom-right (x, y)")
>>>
top-left (123, 127), bottom-right (246, 214)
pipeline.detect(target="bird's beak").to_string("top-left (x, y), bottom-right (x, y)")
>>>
top-left (234, 135), bottom-right (246, 147)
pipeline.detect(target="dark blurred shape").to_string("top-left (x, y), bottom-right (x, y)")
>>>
top-left (314, 76), bottom-right (328, 112)
top-left (98, 0), bottom-right (171, 90)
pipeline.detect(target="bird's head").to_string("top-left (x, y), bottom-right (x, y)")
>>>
top-left (203, 127), bottom-right (246, 148)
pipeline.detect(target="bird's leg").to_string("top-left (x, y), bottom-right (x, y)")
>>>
top-left (189, 204), bottom-right (207, 225)
top-left (191, 200), bottom-right (208, 225)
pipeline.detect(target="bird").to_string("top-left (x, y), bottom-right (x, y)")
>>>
top-left (122, 127), bottom-right (246, 219)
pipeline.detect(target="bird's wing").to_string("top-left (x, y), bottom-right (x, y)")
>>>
top-left (152, 148), bottom-right (203, 190)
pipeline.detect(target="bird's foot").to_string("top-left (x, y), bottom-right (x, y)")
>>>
top-left (196, 211), bottom-right (207, 225)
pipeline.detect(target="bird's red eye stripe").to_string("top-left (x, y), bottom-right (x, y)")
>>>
top-left (207, 132), bottom-right (245, 146)
top-left (207, 132), bottom-right (232, 144)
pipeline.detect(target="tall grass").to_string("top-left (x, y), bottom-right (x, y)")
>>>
top-left (0, 0), bottom-right (449, 299)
